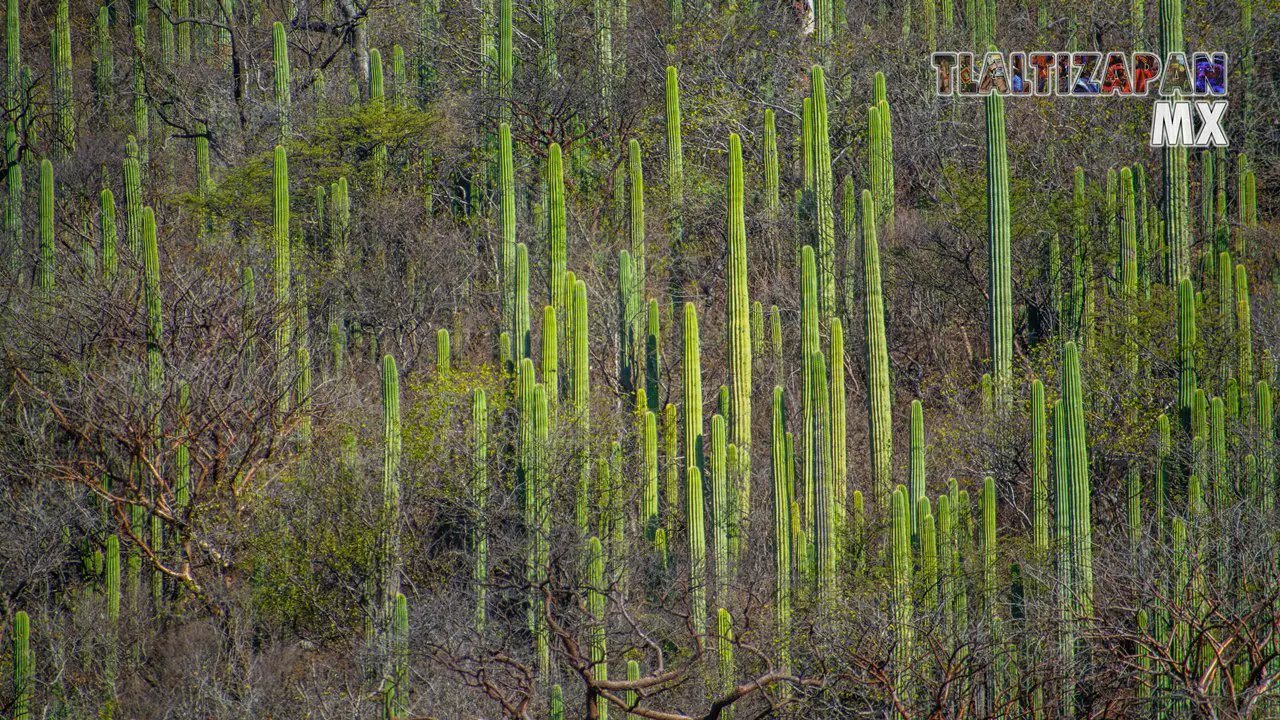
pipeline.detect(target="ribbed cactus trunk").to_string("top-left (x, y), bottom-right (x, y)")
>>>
top-left (908, 399), bottom-right (925, 540)
top-left (12, 611), bottom-right (30, 720)
top-left (710, 415), bottom-right (729, 601)
top-left (1177, 277), bottom-right (1197, 432)
top-left (52, 0), bottom-right (74, 154)
top-left (273, 22), bottom-right (291, 143)
top-left (470, 389), bottom-right (488, 635)
top-left (1062, 341), bottom-right (1094, 617)
top-left (499, 124), bottom-right (515, 343)
top-left (726, 133), bottom-right (752, 555)
top-left (810, 67), bottom-right (836, 317)
top-left (587, 536), bottom-right (608, 720)
top-left (572, 280), bottom-right (591, 538)
top-left (769, 386), bottom-right (791, 675)
top-left (985, 91), bottom-right (1012, 408)
top-left (683, 302), bottom-right (703, 475)
top-left (1159, 0), bottom-right (1190, 280)
top-left (763, 109), bottom-right (779, 224)
top-left (273, 146), bottom-right (292, 412)
top-left (686, 461), bottom-right (707, 647)
top-left (375, 355), bottom-right (403, 672)
top-left (862, 191), bottom-right (893, 506)
top-left (1031, 380), bottom-right (1049, 558)
top-left (38, 159), bottom-right (54, 293)
top-left (829, 318), bottom-right (846, 542)
top-left (889, 486), bottom-right (913, 710)
top-left (513, 242), bottom-right (530, 362)
top-left (811, 349), bottom-right (835, 604)
top-left (547, 143), bottom-right (566, 354)
top-left (800, 246), bottom-right (819, 536)
top-left (665, 67), bottom-right (684, 286)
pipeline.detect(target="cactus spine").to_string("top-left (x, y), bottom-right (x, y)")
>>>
top-left (985, 90), bottom-right (1012, 408)
top-left (863, 191), bottom-right (893, 506)
top-left (273, 22), bottom-right (291, 142)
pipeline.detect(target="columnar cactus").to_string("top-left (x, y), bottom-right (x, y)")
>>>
top-left (513, 242), bottom-right (530, 362)
top-left (436, 328), bottom-right (451, 375)
top-left (663, 402), bottom-right (678, 536)
top-left (683, 302), bottom-right (703, 473)
top-left (376, 355), bottom-right (403, 663)
top-left (909, 399), bottom-right (925, 539)
top-left (800, 246), bottom-right (819, 530)
top-left (132, 26), bottom-right (149, 173)
top-left (810, 67), bottom-right (836, 316)
top-left (13, 610), bottom-right (30, 720)
top-left (1031, 380), bottom-right (1049, 557)
top-left (811, 350), bottom-right (835, 603)
top-left (710, 415), bottom-right (729, 601)
top-left (273, 146), bottom-right (292, 404)
top-left (985, 90), bottom-right (1012, 408)
top-left (763, 109), bottom-right (779, 223)
top-left (500, 124), bottom-right (515, 336)
top-left (726, 133), bottom-right (752, 523)
top-left (499, 0), bottom-right (512, 121)
top-left (1062, 342), bottom-right (1094, 618)
top-left (93, 4), bottom-right (113, 108)
top-left (470, 389), bottom-right (488, 634)
top-left (770, 386), bottom-right (791, 673)
top-left (981, 476), bottom-right (998, 624)
top-left (1258, 381), bottom-right (1273, 511)
top-left (619, 251), bottom-right (638, 391)
top-left (1159, 0), bottom-right (1190, 280)
top-left (716, 608), bottom-right (736, 717)
top-left (1177, 277), bottom-right (1197, 432)
top-left (862, 191), bottom-right (893, 506)
top-left (143, 208), bottom-right (163, 405)
top-left (587, 536), bottom-right (608, 720)
top-left (829, 318), bottom-right (846, 533)
top-left (573, 280), bottom-right (591, 534)
top-left (629, 139), bottom-right (646, 328)
top-left (665, 67), bottom-right (683, 258)
top-left (642, 409), bottom-right (659, 538)
top-left (1236, 264), bottom-right (1252, 412)
top-left (273, 22), bottom-right (291, 142)
top-left (889, 486), bottom-right (913, 693)
top-left (38, 159), bottom-right (54, 292)
top-left (547, 143), bottom-right (566, 341)
top-left (52, 0), bottom-right (74, 154)
top-left (391, 593), bottom-right (409, 717)
top-left (542, 308), bottom-right (557, 405)
top-left (104, 534), bottom-right (120, 691)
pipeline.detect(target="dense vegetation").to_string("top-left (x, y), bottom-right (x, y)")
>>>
top-left (0, 0), bottom-right (1277, 717)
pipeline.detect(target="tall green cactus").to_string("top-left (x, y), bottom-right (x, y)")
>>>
top-left (499, 124), bottom-right (515, 338)
top-left (1258, 381), bottom-right (1273, 512)
top-left (862, 191), bottom-right (893, 506)
top-left (683, 302), bottom-right (703, 474)
top-left (52, 0), bottom-right (74, 154)
top-left (1236, 264), bottom-right (1253, 414)
top-left (91, 3), bottom-right (112, 106)
top-left (1177, 277), bottom-right (1197, 432)
top-left (716, 608), bottom-right (736, 718)
top-left (4, 123), bottom-right (19, 272)
top-left (498, 0), bottom-right (512, 122)
top-left (618, 251), bottom-right (638, 391)
top-left (645, 300), bottom-right (661, 412)
top-left (273, 22), bottom-right (291, 142)
top-left (726, 133), bottom-right (752, 529)
top-left (572, 279), bottom-right (591, 535)
top-left (512, 242), bottom-right (530, 362)
top-left (889, 486), bottom-right (913, 696)
top-left (642, 409), bottom-right (659, 539)
top-left (629, 139), bottom-right (645, 313)
top-left (37, 158), bottom-right (53, 292)
top-left (1062, 342), bottom-right (1093, 618)
top-left (13, 610), bottom-right (30, 720)
top-left (587, 536), bottom-right (608, 720)
top-left (376, 355), bottom-right (403, 665)
top-left (710, 414), bottom-right (729, 601)
top-left (763, 109), bottom-right (779, 223)
top-left (770, 386), bottom-right (791, 674)
top-left (470, 388), bottom-right (489, 635)
top-left (1159, 0), bottom-right (1190, 280)
top-left (829, 318), bottom-right (846, 536)
top-left (686, 464), bottom-right (707, 644)
top-left (390, 593), bottom-right (409, 717)
top-left (104, 534), bottom-right (120, 693)
top-left (909, 399), bottom-right (925, 539)
top-left (273, 146), bottom-right (292, 405)
top-left (541, 308), bottom-right (558, 406)
top-left (663, 402), bottom-right (678, 539)
top-left (811, 349), bottom-right (835, 603)
top-left (985, 90), bottom-right (1012, 408)
top-left (664, 67), bottom-right (683, 262)
top-left (143, 207), bottom-right (164, 412)
top-left (810, 67), bottom-right (836, 316)
top-left (1031, 380), bottom-right (1049, 557)
top-left (800, 246), bottom-right (819, 532)
top-left (547, 143), bottom-right (566, 343)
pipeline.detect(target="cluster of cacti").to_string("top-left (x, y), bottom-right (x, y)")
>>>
top-left (2, 0), bottom-right (1274, 717)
